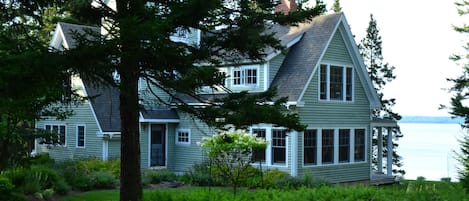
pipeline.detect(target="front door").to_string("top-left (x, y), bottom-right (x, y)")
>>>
top-left (150, 124), bottom-right (166, 166)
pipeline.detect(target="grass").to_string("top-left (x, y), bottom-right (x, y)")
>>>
top-left (58, 181), bottom-right (469, 201)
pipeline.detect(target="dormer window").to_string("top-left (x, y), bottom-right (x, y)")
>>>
top-left (319, 64), bottom-right (353, 101)
top-left (232, 65), bottom-right (258, 86)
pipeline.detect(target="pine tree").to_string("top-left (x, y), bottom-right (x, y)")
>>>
top-left (447, 0), bottom-right (469, 191)
top-left (332, 0), bottom-right (342, 13)
top-left (359, 14), bottom-right (404, 176)
top-left (58, 1), bottom-right (325, 200)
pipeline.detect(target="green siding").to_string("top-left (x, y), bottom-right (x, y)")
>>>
top-left (322, 31), bottom-right (353, 64)
top-left (139, 78), bottom-right (172, 108)
top-left (294, 29), bottom-right (372, 182)
top-left (36, 101), bottom-right (103, 161)
top-left (269, 53), bottom-right (286, 84)
top-left (108, 139), bottom-right (120, 159)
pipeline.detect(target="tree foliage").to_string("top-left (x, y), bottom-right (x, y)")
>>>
top-left (332, 0), bottom-right (342, 13)
top-left (0, 0), bottom-right (89, 171)
top-left (447, 0), bottom-right (469, 191)
top-left (200, 130), bottom-right (266, 196)
top-left (359, 14), bottom-right (404, 176)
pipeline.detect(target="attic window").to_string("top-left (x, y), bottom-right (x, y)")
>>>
top-left (319, 64), bottom-right (353, 101)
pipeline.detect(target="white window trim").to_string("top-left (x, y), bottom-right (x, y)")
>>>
top-left (76, 124), bottom-right (86, 148)
top-left (175, 128), bottom-right (191, 145)
top-left (44, 123), bottom-right (67, 147)
top-left (318, 64), bottom-right (354, 102)
top-left (250, 125), bottom-right (288, 168)
top-left (231, 65), bottom-right (260, 88)
top-left (302, 127), bottom-right (368, 167)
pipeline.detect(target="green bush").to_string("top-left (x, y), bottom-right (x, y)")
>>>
top-left (77, 158), bottom-right (120, 178)
top-left (142, 169), bottom-right (177, 185)
top-left (1, 168), bottom-right (27, 188)
top-left (29, 154), bottom-right (55, 167)
top-left (54, 178), bottom-right (71, 195)
top-left (262, 169), bottom-right (290, 189)
top-left (89, 171), bottom-right (119, 189)
top-left (0, 176), bottom-right (14, 193)
top-left (184, 162), bottom-right (220, 186)
top-left (26, 165), bottom-right (60, 190)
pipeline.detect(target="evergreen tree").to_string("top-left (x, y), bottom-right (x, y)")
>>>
top-left (447, 0), bottom-right (469, 191)
top-left (59, 1), bottom-right (325, 200)
top-left (0, 0), bottom-right (82, 171)
top-left (359, 14), bottom-right (404, 176)
top-left (332, 0), bottom-right (342, 12)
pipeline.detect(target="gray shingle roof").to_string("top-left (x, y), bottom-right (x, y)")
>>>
top-left (271, 13), bottom-right (342, 101)
top-left (83, 82), bottom-right (122, 132)
top-left (141, 109), bottom-right (179, 120)
top-left (58, 22), bottom-right (100, 49)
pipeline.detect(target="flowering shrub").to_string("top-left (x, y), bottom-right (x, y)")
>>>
top-left (200, 130), bottom-right (266, 195)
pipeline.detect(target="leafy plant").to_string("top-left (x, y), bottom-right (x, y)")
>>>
top-left (200, 130), bottom-right (267, 195)
top-left (183, 162), bottom-right (218, 187)
top-left (142, 169), bottom-right (177, 185)
top-left (89, 171), bottom-right (119, 189)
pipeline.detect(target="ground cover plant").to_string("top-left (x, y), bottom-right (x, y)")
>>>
top-left (58, 179), bottom-right (468, 201)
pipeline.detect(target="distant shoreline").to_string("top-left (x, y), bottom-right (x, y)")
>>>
top-left (400, 116), bottom-right (463, 124)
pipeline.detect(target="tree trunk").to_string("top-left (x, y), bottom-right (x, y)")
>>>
top-left (117, 0), bottom-right (144, 200)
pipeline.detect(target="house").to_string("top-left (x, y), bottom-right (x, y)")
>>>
top-left (34, 7), bottom-right (397, 184)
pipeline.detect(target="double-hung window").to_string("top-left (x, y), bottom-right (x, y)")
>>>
top-left (304, 129), bottom-right (317, 165)
top-left (45, 124), bottom-right (66, 146)
top-left (272, 129), bottom-right (287, 164)
top-left (321, 129), bottom-right (334, 164)
top-left (354, 129), bottom-right (366, 161)
top-left (339, 129), bottom-right (350, 163)
top-left (252, 129), bottom-right (266, 162)
top-left (232, 66), bottom-right (258, 86)
top-left (320, 64), bottom-right (353, 101)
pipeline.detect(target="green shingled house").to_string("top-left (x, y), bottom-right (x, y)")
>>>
top-left (34, 12), bottom-right (395, 184)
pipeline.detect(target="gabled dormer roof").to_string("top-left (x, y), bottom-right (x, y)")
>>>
top-left (271, 12), bottom-right (380, 109)
top-left (50, 22), bottom-right (100, 49)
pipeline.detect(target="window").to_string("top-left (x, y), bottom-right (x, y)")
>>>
top-left (76, 125), bottom-right (85, 148)
top-left (272, 129), bottom-right (287, 164)
top-left (339, 129), bottom-right (350, 163)
top-left (304, 129), bottom-right (317, 165)
top-left (176, 129), bottom-right (190, 145)
top-left (354, 129), bottom-right (366, 161)
top-left (45, 124), bottom-right (66, 145)
top-left (252, 129), bottom-right (266, 162)
top-left (319, 64), bottom-right (353, 101)
top-left (322, 129), bottom-right (334, 164)
top-left (232, 66), bottom-right (258, 86)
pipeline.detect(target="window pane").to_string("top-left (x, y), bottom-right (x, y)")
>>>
top-left (339, 129), bottom-right (350, 162)
top-left (346, 68), bottom-right (353, 101)
top-left (246, 69), bottom-right (257, 84)
top-left (59, 125), bottom-right (66, 145)
top-left (320, 65), bottom-right (327, 100)
top-left (233, 69), bottom-right (241, 85)
top-left (272, 129), bottom-right (287, 164)
top-left (252, 129), bottom-right (266, 162)
top-left (304, 129), bottom-right (317, 165)
top-left (354, 129), bottom-right (366, 161)
top-left (322, 129), bottom-right (334, 164)
top-left (330, 66), bottom-right (343, 100)
top-left (77, 126), bottom-right (85, 147)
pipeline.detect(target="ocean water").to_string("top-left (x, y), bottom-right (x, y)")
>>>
top-left (398, 123), bottom-right (464, 181)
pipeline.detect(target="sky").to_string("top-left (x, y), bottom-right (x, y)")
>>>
top-left (318, 0), bottom-right (467, 116)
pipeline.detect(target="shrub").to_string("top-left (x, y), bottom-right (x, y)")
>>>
top-left (53, 179), bottom-right (71, 195)
top-left (142, 169), bottom-right (177, 185)
top-left (26, 165), bottom-right (60, 190)
top-left (77, 158), bottom-right (121, 178)
top-left (0, 176), bottom-right (14, 193)
top-left (89, 171), bottom-right (119, 189)
top-left (184, 162), bottom-right (220, 186)
top-left (262, 169), bottom-right (290, 189)
top-left (29, 154), bottom-right (55, 167)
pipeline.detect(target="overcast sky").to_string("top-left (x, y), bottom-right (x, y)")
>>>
top-left (318, 0), bottom-right (467, 116)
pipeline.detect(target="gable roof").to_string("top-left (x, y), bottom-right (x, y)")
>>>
top-left (270, 12), bottom-right (380, 108)
top-left (83, 82), bottom-right (121, 132)
top-left (50, 22), bottom-right (100, 49)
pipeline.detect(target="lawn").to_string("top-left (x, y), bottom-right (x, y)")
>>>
top-left (59, 180), bottom-right (469, 201)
